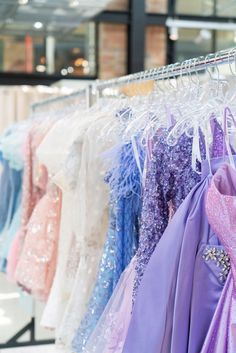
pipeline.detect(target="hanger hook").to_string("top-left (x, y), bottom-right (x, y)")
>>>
top-left (228, 47), bottom-right (236, 77)
top-left (204, 53), bottom-right (214, 80)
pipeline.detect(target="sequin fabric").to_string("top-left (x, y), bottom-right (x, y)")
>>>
top-left (15, 184), bottom-right (62, 300)
top-left (133, 130), bottom-right (202, 297)
top-left (7, 119), bottom-right (57, 281)
top-left (72, 139), bottom-right (144, 352)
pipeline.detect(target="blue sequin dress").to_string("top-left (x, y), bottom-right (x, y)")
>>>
top-left (72, 138), bottom-right (144, 352)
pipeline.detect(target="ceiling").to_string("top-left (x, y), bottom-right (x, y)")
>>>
top-left (0, 0), bottom-right (111, 37)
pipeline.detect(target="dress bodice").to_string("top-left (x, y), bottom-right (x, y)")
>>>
top-left (206, 163), bottom-right (236, 284)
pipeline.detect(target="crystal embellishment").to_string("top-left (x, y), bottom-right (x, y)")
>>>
top-left (202, 247), bottom-right (231, 282)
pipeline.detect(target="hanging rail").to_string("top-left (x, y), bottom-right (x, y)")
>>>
top-left (31, 85), bottom-right (93, 112)
top-left (95, 47), bottom-right (236, 92)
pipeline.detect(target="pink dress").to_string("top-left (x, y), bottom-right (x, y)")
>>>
top-left (201, 163), bottom-right (236, 352)
top-left (15, 185), bottom-right (62, 300)
top-left (7, 120), bottom-right (54, 285)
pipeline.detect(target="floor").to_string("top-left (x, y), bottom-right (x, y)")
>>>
top-left (0, 273), bottom-right (54, 347)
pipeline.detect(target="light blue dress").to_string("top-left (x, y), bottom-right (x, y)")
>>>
top-left (0, 124), bottom-right (26, 272)
top-left (72, 138), bottom-right (145, 352)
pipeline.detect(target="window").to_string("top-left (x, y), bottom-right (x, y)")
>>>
top-left (174, 28), bottom-right (213, 62)
top-left (176, 0), bottom-right (214, 16)
top-left (0, 22), bottom-right (96, 77)
top-left (216, 0), bottom-right (236, 17)
top-left (216, 30), bottom-right (235, 51)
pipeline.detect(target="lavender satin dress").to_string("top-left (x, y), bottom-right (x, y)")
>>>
top-left (122, 157), bottom-right (230, 353)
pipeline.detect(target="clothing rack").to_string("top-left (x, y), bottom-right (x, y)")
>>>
top-left (1, 46), bottom-right (236, 350)
top-left (0, 86), bottom-right (95, 351)
top-left (94, 47), bottom-right (236, 94)
top-left (31, 85), bottom-right (94, 112)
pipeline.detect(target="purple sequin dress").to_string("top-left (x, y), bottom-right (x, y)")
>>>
top-left (133, 129), bottom-right (202, 296)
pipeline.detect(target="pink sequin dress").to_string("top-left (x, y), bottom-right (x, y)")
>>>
top-left (201, 163), bottom-right (236, 352)
top-left (7, 121), bottom-right (50, 281)
top-left (15, 184), bottom-right (62, 300)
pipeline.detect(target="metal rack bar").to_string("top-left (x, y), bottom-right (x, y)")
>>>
top-left (31, 87), bottom-right (89, 112)
top-left (95, 47), bottom-right (236, 91)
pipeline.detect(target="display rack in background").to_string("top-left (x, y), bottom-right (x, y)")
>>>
top-left (0, 85), bottom-right (93, 350)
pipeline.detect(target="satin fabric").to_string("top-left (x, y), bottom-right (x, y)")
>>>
top-left (201, 164), bottom-right (236, 352)
top-left (122, 158), bottom-right (228, 353)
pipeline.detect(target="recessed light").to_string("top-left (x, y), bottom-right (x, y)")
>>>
top-left (69, 0), bottom-right (79, 8)
top-left (61, 69), bottom-right (68, 76)
top-left (18, 0), bottom-right (29, 5)
top-left (34, 21), bottom-right (43, 29)
top-left (36, 65), bottom-right (46, 73)
top-left (67, 66), bottom-right (74, 73)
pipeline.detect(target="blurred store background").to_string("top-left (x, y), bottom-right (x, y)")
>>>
top-left (0, 0), bottom-right (235, 84)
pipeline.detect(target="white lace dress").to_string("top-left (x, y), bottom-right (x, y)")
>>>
top-left (37, 112), bottom-right (94, 328)
top-left (54, 113), bottom-right (120, 350)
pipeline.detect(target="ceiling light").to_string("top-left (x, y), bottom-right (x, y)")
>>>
top-left (61, 69), bottom-right (68, 76)
top-left (18, 0), bottom-right (29, 5)
top-left (74, 58), bottom-right (84, 67)
top-left (169, 27), bottom-right (178, 41)
top-left (82, 60), bottom-right (88, 68)
top-left (34, 22), bottom-right (43, 30)
top-left (36, 65), bottom-right (46, 73)
top-left (69, 0), bottom-right (80, 8)
top-left (67, 66), bottom-right (74, 73)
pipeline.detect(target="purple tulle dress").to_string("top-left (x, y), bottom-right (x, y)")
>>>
top-left (200, 163), bottom-right (236, 352)
top-left (122, 157), bottom-right (231, 353)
